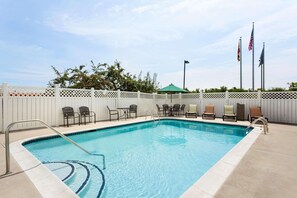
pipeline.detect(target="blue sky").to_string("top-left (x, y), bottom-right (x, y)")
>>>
top-left (1, 0), bottom-right (296, 90)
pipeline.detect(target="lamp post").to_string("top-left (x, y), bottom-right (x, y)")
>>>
top-left (183, 60), bottom-right (190, 90)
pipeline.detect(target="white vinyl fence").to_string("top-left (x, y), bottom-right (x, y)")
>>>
top-left (1, 83), bottom-right (297, 132)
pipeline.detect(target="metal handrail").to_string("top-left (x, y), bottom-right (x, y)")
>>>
top-left (5, 119), bottom-right (105, 174)
top-left (246, 117), bottom-right (268, 135)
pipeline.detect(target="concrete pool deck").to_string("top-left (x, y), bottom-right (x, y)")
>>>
top-left (0, 117), bottom-right (297, 197)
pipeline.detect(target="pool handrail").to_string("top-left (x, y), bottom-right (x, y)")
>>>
top-left (245, 117), bottom-right (268, 134)
top-left (5, 119), bottom-right (106, 174)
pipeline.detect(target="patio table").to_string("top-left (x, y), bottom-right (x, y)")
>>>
top-left (117, 107), bottom-right (130, 120)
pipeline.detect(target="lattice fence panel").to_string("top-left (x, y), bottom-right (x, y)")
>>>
top-left (229, 92), bottom-right (258, 99)
top-left (59, 88), bottom-right (91, 98)
top-left (121, 91), bottom-right (138, 98)
top-left (261, 92), bottom-right (297, 99)
top-left (94, 90), bottom-right (118, 98)
top-left (203, 92), bottom-right (226, 99)
top-left (8, 86), bottom-right (55, 97)
top-left (140, 93), bottom-right (153, 99)
top-left (181, 93), bottom-right (200, 99)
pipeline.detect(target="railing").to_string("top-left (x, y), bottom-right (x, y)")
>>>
top-left (246, 117), bottom-right (269, 135)
top-left (5, 119), bottom-right (106, 174)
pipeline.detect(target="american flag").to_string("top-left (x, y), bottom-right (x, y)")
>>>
top-left (248, 28), bottom-right (254, 51)
top-left (259, 47), bottom-right (264, 67)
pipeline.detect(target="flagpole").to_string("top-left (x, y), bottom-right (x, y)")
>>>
top-left (252, 22), bottom-right (255, 91)
top-left (261, 58), bottom-right (263, 90)
top-left (263, 42), bottom-right (265, 90)
top-left (239, 37), bottom-right (242, 89)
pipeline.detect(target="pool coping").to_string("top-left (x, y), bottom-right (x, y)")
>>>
top-left (10, 118), bottom-right (261, 197)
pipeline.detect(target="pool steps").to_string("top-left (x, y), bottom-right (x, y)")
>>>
top-left (43, 160), bottom-right (105, 197)
top-left (4, 119), bottom-right (106, 174)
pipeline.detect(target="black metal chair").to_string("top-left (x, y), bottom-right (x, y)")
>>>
top-left (62, 107), bottom-right (80, 127)
top-left (107, 106), bottom-right (119, 121)
top-left (156, 104), bottom-right (163, 116)
top-left (179, 104), bottom-right (186, 116)
top-left (129, 104), bottom-right (137, 118)
top-left (172, 104), bottom-right (181, 116)
top-left (79, 106), bottom-right (96, 125)
top-left (162, 104), bottom-right (169, 116)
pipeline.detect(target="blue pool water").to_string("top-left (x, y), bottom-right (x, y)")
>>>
top-left (24, 119), bottom-right (248, 198)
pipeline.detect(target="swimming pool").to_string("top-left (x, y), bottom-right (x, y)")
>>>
top-left (23, 119), bottom-right (249, 197)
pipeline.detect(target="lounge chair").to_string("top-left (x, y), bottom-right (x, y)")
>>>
top-left (222, 105), bottom-right (237, 122)
top-left (129, 104), bottom-right (137, 118)
top-left (248, 106), bottom-right (268, 123)
top-left (107, 106), bottom-right (119, 121)
top-left (202, 105), bottom-right (215, 119)
top-left (156, 104), bottom-right (164, 116)
top-left (172, 104), bottom-right (181, 116)
top-left (185, 104), bottom-right (198, 118)
top-left (62, 107), bottom-right (80, 127)
top-left (79, 106), bottom-right (96, 125)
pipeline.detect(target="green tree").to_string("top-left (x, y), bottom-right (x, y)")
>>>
top-left (288, 82), bottom-right (297, 91)
top-left (48, 66), bottom-right (71, 88)
top-left (48, 60), bottom-right (159, 93)
top-left (267, 87), bottom-right (286, 92)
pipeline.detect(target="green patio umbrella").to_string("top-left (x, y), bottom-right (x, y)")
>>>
top-left (158, 83), bottom-right (188, 104)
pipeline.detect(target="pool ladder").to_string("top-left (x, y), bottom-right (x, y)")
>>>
top-left (4, 119), bottom-right (106, 175)
top-left (245, 117), bottom-right (268, 135)
top-left (145, 111), bottom-right (160, 125)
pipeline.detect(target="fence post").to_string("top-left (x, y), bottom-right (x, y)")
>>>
top-left (200, 90), bottom-right (203, 115)
top-left (117, 89), bottom-right (121, 108)
top-left (153, 93), bottom-right (156, 114)
top-left (165, 93), bottom-right (168, 104)
top-left (225, 91), bottom-right (229, 104)
top-left (54, 85), bottom-right (60, 127)
top-left (137, 91), bottom-right (140, 106)
top-left (257, 90), bottom-right (261, 106)
top-left (179, 93), bottom-right (182, 104)
top-left (91, 88), bottom-right (95, 110)
top-left (2, 83), bottom-right (8, 133)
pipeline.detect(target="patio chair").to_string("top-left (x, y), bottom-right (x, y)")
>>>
top-left (129, 104), bottom-right (137, 118)
top-left (107, 106), bottom-right (119, 121)
top-left (172, 104), bottom-right (181, 116)
top-left (222, 105), bottom-right (237, 122)
top-left (79, 106), bottom-right (96, 125)
top-left (156, 104), bottom-right (164, 116)
top-left (179, 104), bottom-right (186, 116)
top-left (185, 104), bottom-right (198, 118)
top-left (62, 107), bottom-right (80, 127)
top-left (202, 105), bottom-right (216, 119)
top-left (248, 106), bottom-right (268, 123)
top-left (162, 104), bottom-right (170, 116)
